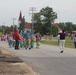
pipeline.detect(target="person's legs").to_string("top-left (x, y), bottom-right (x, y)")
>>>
top-left (16, 40), bottom-right (19, 49)
top-left (74, 42), bottom-right (76, 48)
top-left (15, 40), bottom-right (17, 49)
top-left (36, 41), bottom-right (38, 48)
top-left (28, 39), bottom-right (30, 47)
top-left (15, 40), bottom-right (19, 49)
top-left (26, 39), bottom-right (28, 49)
top-left (10, 40), bottom-right (12, 47)
top-left (31, 42), bottom-right (34, 48)
top-left (62, 40), bottom-right (65, 51)
top-left (26, 39), bottom-right (31, 49)
top-left (12, 40), bottom-right (15, 47)
top-left (60, 40), bottom-right (63, 53)
top-left (60, 40), bottom-right (65, 53)
top-left (36, 41), bottom-right (40, 48)
top-left (8, 40), bottom-right (11, 47)
top-left (60, 40), bottom-right (62, 51)
top-left (58, 38), bottom-right (60, 44)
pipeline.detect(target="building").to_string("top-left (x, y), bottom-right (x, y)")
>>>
top-left (24, 22), bottom-right (32, 32)
top-left (18, 11), bottom-right (32, 32)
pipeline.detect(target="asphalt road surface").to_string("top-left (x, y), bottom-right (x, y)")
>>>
top-left (0, 41), bottom-right (76, 75)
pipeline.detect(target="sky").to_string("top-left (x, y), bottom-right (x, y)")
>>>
top-left (0, 0), bottom-right (76, 26)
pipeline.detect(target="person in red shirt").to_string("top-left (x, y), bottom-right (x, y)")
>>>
top-left (36, 32), bottom-right (41, 48)
top-left (14, 29), bottom-right (20, 50)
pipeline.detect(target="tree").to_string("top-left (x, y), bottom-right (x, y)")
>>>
top-left (19, 16), bottom-right (25, 31)
top-left (65, 22), bottom-right (74, 33)
top-left (40, 6), bottom-right (57, 34)
top-left (33, 13), bottom-right (43, 33)
top-left (56, 22), bottom-right (76, 35)
top-left (34, 6), bottom-right (57, 35)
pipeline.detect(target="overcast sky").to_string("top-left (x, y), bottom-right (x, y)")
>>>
top-left (0, 0), bottom-right (76, 26)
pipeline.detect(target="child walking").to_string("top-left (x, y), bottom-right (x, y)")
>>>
top-left (36, 32), bottom-right (41, 48)
top-left (30, 35), bottom-right (35, 48)
top-left (23, 38), bottom-right (27, 48)
top-left (8, 34), bottom-right (13, 48)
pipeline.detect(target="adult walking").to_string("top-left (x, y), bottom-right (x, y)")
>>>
top-left (14, 29), bottom-right (20, 50)
top-left (54, 24), bottom-right (66, 53)
top-left (24, 31), bottom-right (31, 49)
top-left (59, 30), bottom-right (66, 53)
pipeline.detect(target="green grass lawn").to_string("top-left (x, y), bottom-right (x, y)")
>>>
top-left (41, 37), bottom-right (75, 48)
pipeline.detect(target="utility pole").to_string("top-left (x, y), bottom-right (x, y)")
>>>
top-left (29, 7), bottom-right (36, 32)
top-left (12, 18), bottom-right (16, 33)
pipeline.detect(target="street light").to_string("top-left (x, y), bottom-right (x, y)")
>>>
top-left (12, 18), bottom-right (16, 33)
top-left (29, 7), bottom-right (36, 32)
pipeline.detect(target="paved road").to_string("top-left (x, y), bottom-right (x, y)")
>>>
top-left (0, 41), bottom-right (76, 75)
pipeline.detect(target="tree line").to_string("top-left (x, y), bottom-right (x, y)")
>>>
top-left (0, 6), bottom-right (76, 36)
top-left (33, 6), bottom-right (76, 36)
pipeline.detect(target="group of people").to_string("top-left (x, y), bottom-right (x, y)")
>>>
top-left (6, 26), bottom-right (76, 53)
top-left (7, 29), bottom-right (41, 50)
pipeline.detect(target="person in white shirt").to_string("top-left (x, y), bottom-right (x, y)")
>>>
top-left (8, 34), bottom-right (13, 47)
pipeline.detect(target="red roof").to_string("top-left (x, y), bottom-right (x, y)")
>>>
top-left (25, 22), bottom-right (31, 29)
top-left (18, 11), bottom-right (22, 21)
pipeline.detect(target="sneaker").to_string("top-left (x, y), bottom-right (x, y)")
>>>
top-left (60, 51), bottom-right (63, 53)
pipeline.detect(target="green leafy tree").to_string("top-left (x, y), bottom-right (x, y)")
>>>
top-left (34, 6), bottom-right (57, 35)
top-left (58, 22), bottom-right (65, 30)
top-left (52, 25), bottom-right (58, 36)
top-left (57, 22), bottom-right (76, 34)
top-left (34, 13), bottom-right (43, 33)
top-left (40, 6), bottom-right (57, 34)
top-left (65, 22), bottom-right (73, 33)
top-left (19, 16), bottom-right (25, 31)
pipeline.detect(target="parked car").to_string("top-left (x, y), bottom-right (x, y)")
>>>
top-left (1, 35), bottom-right (6, 41)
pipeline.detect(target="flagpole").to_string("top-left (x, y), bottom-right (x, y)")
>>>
top-left (29, 7), bottom-right (36, 32)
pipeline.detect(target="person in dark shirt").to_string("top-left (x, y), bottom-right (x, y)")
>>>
top-left (59, 30), bottom-right (66, 53)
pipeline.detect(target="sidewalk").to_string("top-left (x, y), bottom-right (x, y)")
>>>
top-left (0, 43), bottom-right (37, 75)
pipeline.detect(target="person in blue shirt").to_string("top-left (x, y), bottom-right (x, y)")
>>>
top-left (23, 30), bottom-right (31, 49)
top-left (74, 35), bottom-right (76, 48)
